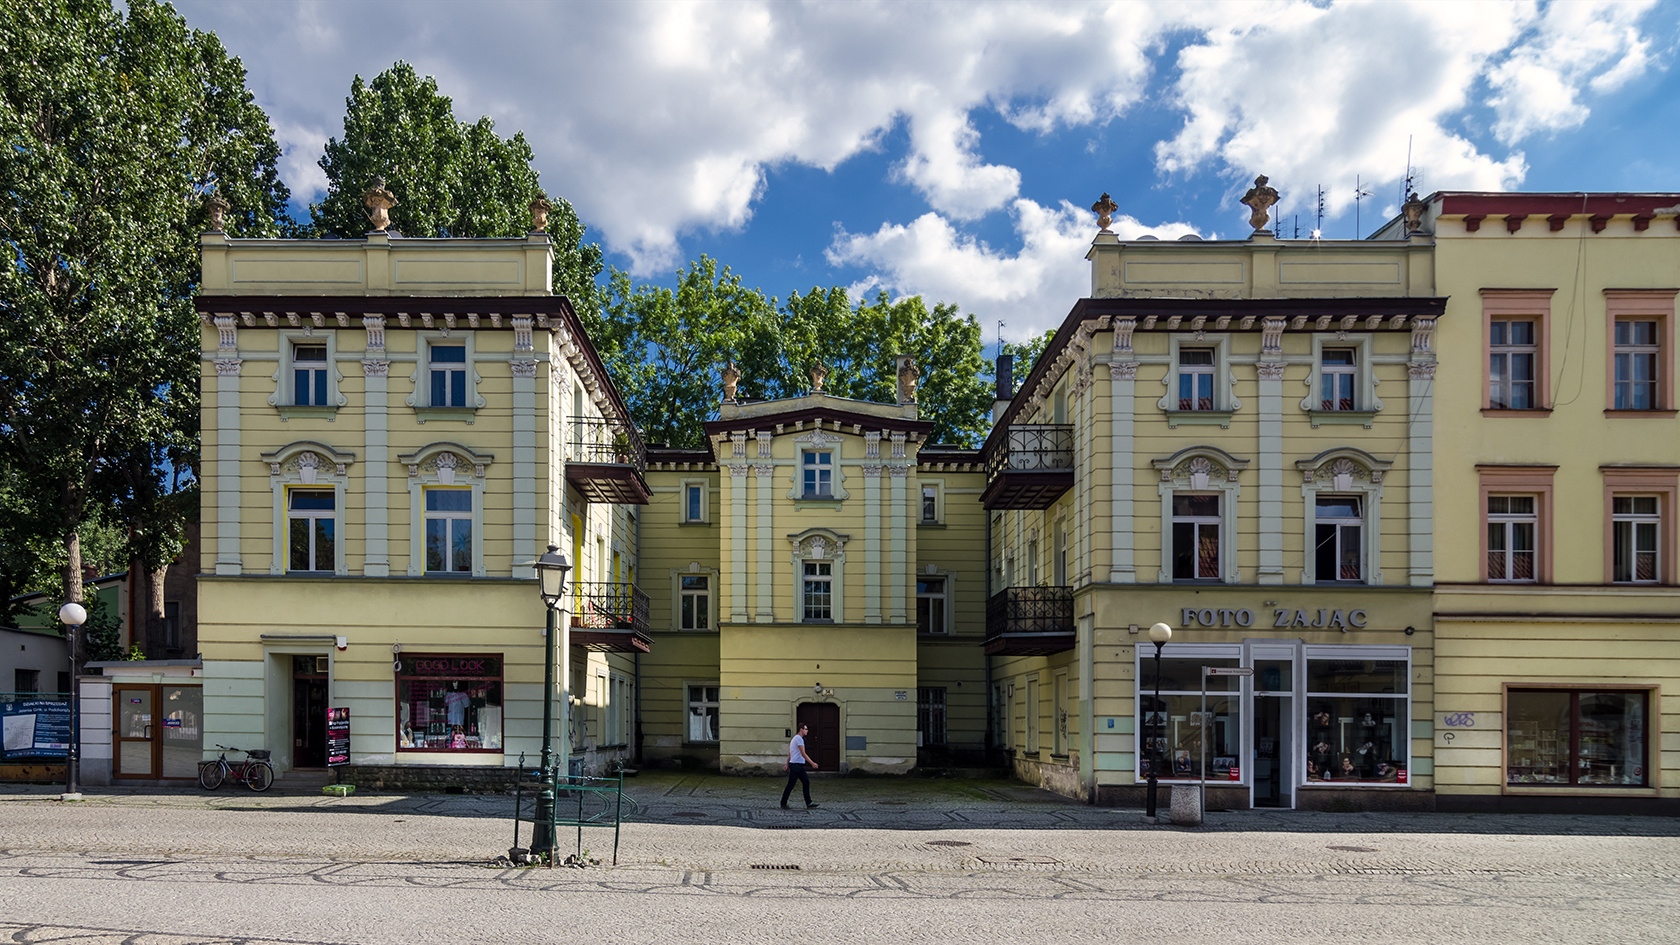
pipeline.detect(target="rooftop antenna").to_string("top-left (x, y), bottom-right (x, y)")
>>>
top-left (1401, 135), bottom-right (1416, 204)
top-left (1293, 213), bottom-right (1301, 239)
top-left (997, 319), bottom-right (1005, 358)
top-left (1354, 175), bottom-right (1373, 238)
top-left (1312, 186), bottom-right (1325, 240)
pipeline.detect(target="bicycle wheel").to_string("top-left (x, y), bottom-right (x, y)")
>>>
top-left (198, 761), bottom-right (225, 791)
top-left (246, 762), bottom-right (275, 792)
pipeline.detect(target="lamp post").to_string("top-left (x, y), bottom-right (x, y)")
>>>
top-left (57, 602), bottom-right (87, 799)
top-left (532, 544), bottom-right (571, 859)
top-left (1144, 621), bottom-right (1172, 821)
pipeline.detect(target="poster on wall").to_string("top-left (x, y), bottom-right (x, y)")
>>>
top-left (1, 700), bottom-right (71, 759)
top-left (326, 707), bottom-right (350, 767)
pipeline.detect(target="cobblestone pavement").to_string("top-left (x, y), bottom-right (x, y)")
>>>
top-left (1, 773), bottom-right (1676, 943)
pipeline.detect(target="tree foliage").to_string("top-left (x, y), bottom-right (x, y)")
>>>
top-left (993, 328), bottom-right (1057, 394)
top-left (589, 258), bottom-right (991, 449)
top-left (0, 0), bottom-right (290, 608)
top-left (310, 61), bottom-right (604, 322)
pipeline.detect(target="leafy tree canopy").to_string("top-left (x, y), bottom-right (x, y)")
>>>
top-left (310, 61), bottom-right (604, 322)
top-left (0, 0), bottom-right (289, 605)
top-left (994, 328), bottom-right (1057, 394)
top-left (589, 258), bottom-right (992, 449)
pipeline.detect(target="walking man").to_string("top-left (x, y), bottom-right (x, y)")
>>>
top-left (781, 722), bottom-right (819, 809)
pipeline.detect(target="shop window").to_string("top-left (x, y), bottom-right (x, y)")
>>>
top-left (917, 576), bottom-right (947, 634)
top-left (395, 655), bottom-right (502, 752)
top-left (287, 488), bottom-right (336, 573)
top-left (1135, 653), bottom-right (1242, 782)
top-left (687, 684), bottom-right (719, 743)
top-left (917, 687), bottom-right (947, 747)
top-left (1304, 658), bottom-right (1409, 784)
top-left (1507, 689), bottom-right (1647, 787)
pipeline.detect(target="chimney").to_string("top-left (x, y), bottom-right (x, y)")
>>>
top-left (992, 353), bottom-right (1013, 422)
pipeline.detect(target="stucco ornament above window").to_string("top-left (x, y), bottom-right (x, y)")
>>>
top-left (261, 441), bottom-right (355, 480)
top-left (398, 442), bottom-right (493, 481)
top-left (363, 177), bottom-right (398, 232)
top-left (1295, 448), bottom-right (1393, 488)
top-left (1240, 175), bottom-right (1280, 231)
top-left (1152, 446), bottom-right (1250, 486)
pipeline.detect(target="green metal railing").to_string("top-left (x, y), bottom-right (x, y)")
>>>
top-left (512, 756), bottom-right (628, 866)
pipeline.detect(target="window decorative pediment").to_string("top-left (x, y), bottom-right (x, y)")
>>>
top-left (788, 527), bottom-right (850, 560)
top-left (398, 442), bottom-right (494, 483)
top-left (1152, 447), bottom-right (1250, 488)
top-left (261, 441), bottom-right (356, 483)
top-left (1295, 448), bottom-right (1393, 488)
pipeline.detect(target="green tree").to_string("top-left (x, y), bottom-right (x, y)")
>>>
top-left (994, 328), bottom-right (1057, 390)
top-left (310, 62), bottom-right (604, 321)
top-left (0, 0), bottom-right (290, 617)
top-left (593, 258), bottom-right (780, 449)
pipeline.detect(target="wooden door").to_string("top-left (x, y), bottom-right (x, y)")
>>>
top-left (796, 702), bottom-right (840, 770)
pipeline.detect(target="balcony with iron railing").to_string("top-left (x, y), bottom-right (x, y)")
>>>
top-left (569, 582), bottom-right (653, 652)
top-left (981, 424), bottom-right (1074, 509)
top-left (565, 416), bottom-right (651, 504)
top-left (984, 586), bottom-right (1075, 656)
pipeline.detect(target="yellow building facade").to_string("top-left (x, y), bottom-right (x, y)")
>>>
top-left (985, 222), bottom-right (1441, 810)
top-left (1373, 193), bottom-right (1680, 813)
top-left (195, 217), bottom-right (648, 785)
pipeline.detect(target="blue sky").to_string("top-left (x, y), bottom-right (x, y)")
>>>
top-left (174, 0), bottom-right (1680, 343)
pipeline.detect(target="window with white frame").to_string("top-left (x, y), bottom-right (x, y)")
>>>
top-left (424, 487), bottom-right (473, 573)
top-left (1171, 494), bottom-right (1221, 581)
top-left (916, 576), bottom-right (947, 634)
top-left (921, 484), bottom-right (938, 523)
top-left (679, 574), bottom-right (710, 630)
top-left (1178, 347), bottom-right (1215, 410)
top-left (287, 488), bottom-right (336, 572)
top-left (802, 450), bottom-right (834, 498)
top-left (1487, 495), bottom-right (1538, 582)
top-left (686, 684), bottom-right (719, 743)
top-left (1613, 320), bottom-right (1660, 411)
top-left (1612, 495), bottom-right (1660, 583)
top-left (1319, 348), bottom-right (1357, 411)
top-left (803, 561), bottom-right (833, 621)
top-left (681, 481), bottom-right (707, 523)
top-left (1489, 319), bottom-right (1537, 409)
top-left (429, 343), bottom-right (468, 408)
top-left (1314, 496), bottom-right (1364, 583)
top-left (292, 344), bottom-right (329, 406)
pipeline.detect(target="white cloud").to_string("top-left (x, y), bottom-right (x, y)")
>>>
top-left (826, 200), bottom-right (1200, 340)
top-left (1153, 1), bottom-right (1536, 217)
top-left (1488, 0), bottom-right (1657, 143)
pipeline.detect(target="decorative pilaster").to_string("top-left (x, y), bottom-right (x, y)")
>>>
top-left (730, 464), bottom-right (749, 621)
top-left (1107, 359), bottom-right (1135, 583)
top-left (1407, 359), bottom-right (1437, 586)
top-left (864, 464), bottom-right (882, 623)
top-left (1256, 356), bottom-right (1286, 584)
top-left (213, 316), bottom-right (242, 575)
top-left (755, 463), bottom-right (774, 620)
top-left (889, 465), bottom-right (908, 620)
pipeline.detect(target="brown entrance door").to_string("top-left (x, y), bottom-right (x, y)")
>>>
top-left (796, 702), bottom-right (840, 770)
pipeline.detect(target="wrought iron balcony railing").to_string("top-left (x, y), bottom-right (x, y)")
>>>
top-left (981, 424), bottom-right (1075, 509)
top-left (984, 586), bottom-right (1075, 656)
top-left (566, 416), bottom-right (651, 504)
top-left (569, 582), bottom-right (652, 652)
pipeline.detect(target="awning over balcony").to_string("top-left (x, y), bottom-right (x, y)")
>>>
top-left (981, 424), bottom-right (1074, 509)
top-left (984, 586), bottom-right (1075, 656)
top-left (568, 582), bottom-right (652, 652)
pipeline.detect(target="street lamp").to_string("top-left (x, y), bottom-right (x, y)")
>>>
top-left (531, 544), bottom-right (571, 859)
top-left (1145, 621), bottom-right (1172, 821)
top-left (57, 602), bottom-right (87, 800)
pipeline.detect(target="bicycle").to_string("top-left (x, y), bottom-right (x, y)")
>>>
top-left (198, 744), bottom-right (275, 792)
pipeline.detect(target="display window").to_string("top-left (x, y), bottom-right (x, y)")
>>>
top-left (395, 654), bottom-right (503, 752)
top-left (1303, 659), bottom-right (1409, 784)
top-left (1506, 688), bottom-right (1647, 787)
top-left (1136, 653), bottom-right (1242, 782)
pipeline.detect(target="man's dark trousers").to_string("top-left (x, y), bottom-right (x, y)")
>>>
top-left (781, 762), bottom-right (812, 806)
